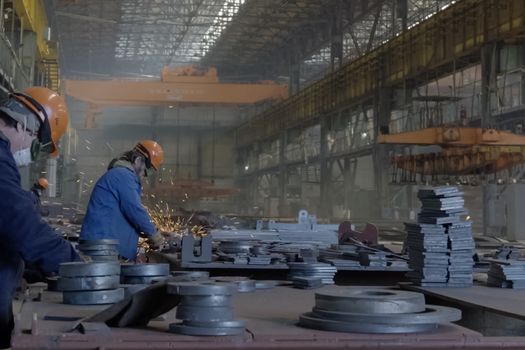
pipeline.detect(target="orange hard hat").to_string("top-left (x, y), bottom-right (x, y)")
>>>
top-left (134, 140), bottom-right (164, 170)
top-left (37, 177), bottom-right (49, 189)
top-left (12, 87), bottom-right (69, 156)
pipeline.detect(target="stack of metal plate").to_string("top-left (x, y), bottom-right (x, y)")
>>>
top-left (77, 239), bottom-right (119, 261)
top-left (218, 240), bottom-right (256, 254)
top-left (298, 288), bottom-right (461, 333)
top-left (167, 282), bottom-right (245, 336)
top-left (487, 261), bottom-right (525, 289)
top-left (359, 251), bottom-right (388, 267)
top-left (288, 262), bottom-right (337, 288)
top-left (493, 246), bottom-right (522, 260)
top-left (120, 263), bottom-right (170, 284)
top-left (407, 186), bottom-right (473, 287)
top-left (58, 262), bottom-right (123, 305)
top-left (447, 221), bottom-right (474, 286)
top-left (405, 223), bottom-right (449, 286)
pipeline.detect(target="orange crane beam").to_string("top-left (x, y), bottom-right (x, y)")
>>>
top-left (64, 71), bottom-right (288, 106)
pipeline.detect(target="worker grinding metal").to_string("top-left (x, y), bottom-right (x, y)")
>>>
top-left (0, 87), bottom-right (79, 348)
top-left (80, 140), bottom-right (166, 261)
top-left (31, 177), bottom-right (50, 216)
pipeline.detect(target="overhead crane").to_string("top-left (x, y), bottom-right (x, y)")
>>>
top-left (378, 127), bottom-right (525, 182)
top-left (64, 65), bottom-right (288, 128)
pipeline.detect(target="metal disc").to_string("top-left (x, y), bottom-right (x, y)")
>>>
top-left (121, 275), bottom-right (167, 285)
top-left (81, 249), bottom-right (119, 256)
top-left (59, 262), bottom-right (120, 277)
top-left (311, 305), bottom-right (461, 324)
top-left (78, 244), bottom-right (119, 251)
top-left (120, 263), bottom-right (170, 277)
top-left (298, 312), bottom-right (438, 334)
top-left (57, 275), bottom-right (120, 291)
top-left (176, 305), bottom-right (234, 322)
top-left (62, 288), bottom-right (124, 305)
top-left (169, 323), bottom-right (245, 336)
top-left (214, 277), bottom-right (256, 293)
top-left (182, 320), bottom-right (246, 328)
top-left (171, 271), bottom-right (210, 280)
top-left (90, 255), bottom-right (119, 262)
top-left (315, 288), bottom-right (426, 314)
top-left (168, 282), bottom-right (238, 296)
top-left (79, 239), bottom-right (119, 245)
top-left (181, 295), bottom-right (232, 307)
top-left (254, 280), bottom-right (279, 290)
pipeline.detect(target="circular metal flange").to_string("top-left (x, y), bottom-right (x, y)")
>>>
top-left (169, 323), bottom-right (245, 336)
top-left (78, 244), bottom-right (119, 251)
top-left (81, 249), bottom-right (119, 256)
top-left (298, 312), bottom-right (438, 334)
top-left (90, 255), bottom-right (119, 262)
top-left (121, 275), bottom-right (168, 285)
top-left (182, 320), bottom-right (246, 328)
top-left (79, 239), bottom-right (119, 246)
top-left (176, 305), bottom-right (234, 322)
top-left (120, 263), bottom-right (170, 277)
top-left (311, 305), bottom-right (462, 324)
top-left (59, 262), bottom-right (120, 277)
top-left (171, 271), bottom-right (210, 280)
top-left (62, 288), bottom-right (124, 305)
top-left (168, 282), bottom-right (238, 296)
top-left (315, 288), bottom-right (426, 314)
top-left (214, 277), bottom-right (256, 293)
top-left (254, 280), bottom-right (279, 290)
top-left (57, 275), bottom-right (120, 291)
top-left (181, 295), bottom-right (232, 307)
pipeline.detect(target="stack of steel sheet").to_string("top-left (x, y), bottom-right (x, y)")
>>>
top-left (288, 262), bottom-right (337, 288)
top-left (405, 223), bottom-right (449, 286)
top-left (359, 251), bottom-right (388, 267)
top-left (77, 239), bottom-right (119, 261)
top-left (447, 221), bottom-right (474, 286)
top-left (120, 263), bottom-right (170, 284)
top-left (298, 288), bottom-right (462, 333)
top-left (168, 282), bottom-right (245, 336)
top-left (487, 260), bottom-right (525, 289)
top-left (407, 186), bottom-right (473, 287)
top-left (58, 262), bottom-right (123, 305)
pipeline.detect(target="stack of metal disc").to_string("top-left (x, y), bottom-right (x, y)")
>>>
top-left (58, 262), bottom-right (123, 305)
top-left (170, 270), bottom-right (210, 282)
top-left (288, 262), bottom-right (337, 288)
top-left (167, 282), bottom-right (245, 336)
top-left (214, 276), bottom-right (256, 293)
top-left (298, 288), bottom-right (462, 333)
top-left (77, 239), bottom-right (119, 261)
top-left (120, 263), bottom-right (170, 284)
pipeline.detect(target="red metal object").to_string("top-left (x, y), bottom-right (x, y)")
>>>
top-left (338, 221), bottom-right (379, 245)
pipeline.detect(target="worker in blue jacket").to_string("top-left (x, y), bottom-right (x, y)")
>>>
top-left (0, 87), bottom-right (79, 348)
top-left (80, 140), bottom-right (165, 260)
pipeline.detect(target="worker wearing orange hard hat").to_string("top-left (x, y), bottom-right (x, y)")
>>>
top-left (81, 140), bottom-right (166, 260)
top-left (0, 87), bottom-right (79, 348)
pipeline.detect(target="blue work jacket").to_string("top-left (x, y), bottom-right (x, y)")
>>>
top-left (0, 132), bottom-right (78, 273)
top-left (80, 161), bottom-right (155, 259)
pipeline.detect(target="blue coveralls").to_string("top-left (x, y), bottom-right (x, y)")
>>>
top-left (80, 161), bottom-right (156, 260)
top-left (0, 132), bottom-right (78, 347)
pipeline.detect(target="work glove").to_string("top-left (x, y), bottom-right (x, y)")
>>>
top-left (148, 230), bottom-right (166, 250)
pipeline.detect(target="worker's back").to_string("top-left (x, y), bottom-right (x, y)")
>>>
top-left (80, 163), bottom-right (155, 260)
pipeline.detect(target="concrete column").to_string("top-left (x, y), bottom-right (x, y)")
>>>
top-left (21, 31), bottom-right (36, 83)
top-left (46, 158), bottom-right (57, 197)
top-left (289, 55), bottom-right (301, 95)
top-left (278, 130), bottom-right (287, 216)
top-left (374, 88), bottom-right (393, 218)
top-left (330, 0), bottom-right (344, 71)
top-left (319, 116), bottom-right (331, 219)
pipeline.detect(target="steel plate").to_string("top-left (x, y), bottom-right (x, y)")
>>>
top-left (169, 323), bottom-right (245, 336)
